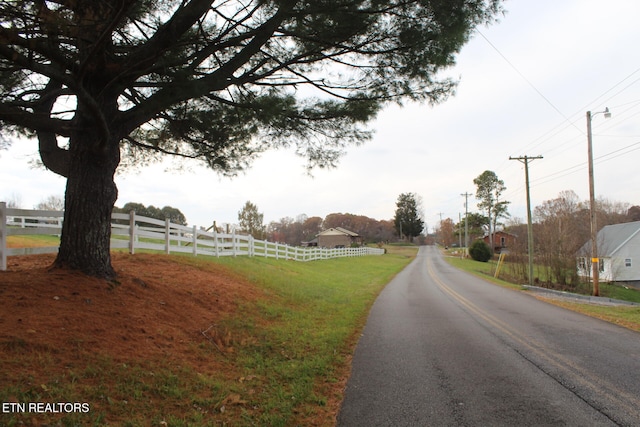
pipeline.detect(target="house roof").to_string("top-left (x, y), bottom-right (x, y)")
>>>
top-left (483, 231), bottom-right (517, 238)
top-left (579, 221), bottom-right (640, 257)
top-left (317, 227), bottom-right (359, 237)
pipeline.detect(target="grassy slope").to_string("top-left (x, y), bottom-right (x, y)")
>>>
top-left (174, 248), bottom-right (418, 425)
top-left (0, 246), bottom-right (417, 426)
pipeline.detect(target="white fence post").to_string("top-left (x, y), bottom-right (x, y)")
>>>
top-left (165, 218), bottom-right (170, 254)
top-left (192, 226), bottom-right (197, 256)
top-left (214, 229), bottom-right (219, 257)
top-left (1, 202), bottom-right (6, 271)
top-left (129, 210), bottom-right (136, 254)
top-left (232, 229), bottom-right (237, 257)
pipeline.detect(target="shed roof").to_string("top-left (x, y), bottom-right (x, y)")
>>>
top-left (317, 227), bottom-right (359, 237)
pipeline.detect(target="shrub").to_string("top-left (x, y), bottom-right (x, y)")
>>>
top-left (469, 240), bottom-right (492, 262)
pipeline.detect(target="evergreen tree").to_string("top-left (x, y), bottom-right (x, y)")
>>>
top-left (394, 193), bottom-right (424, 242)
top-left (469, 239), bottom-right (492, 262)
top-left (0, 0), bottom-right (503, 278)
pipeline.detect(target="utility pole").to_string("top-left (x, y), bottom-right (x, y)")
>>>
top-left (461, 192), bottom-right (472, 256)
top-left (509, 155), bottom-right (543, 287)
top-left (587, 111), bottom-right (598, 296)
top-left (586, 108), bottom-right (610, 296)
top-left (458, 213), bottom-right (462, 249)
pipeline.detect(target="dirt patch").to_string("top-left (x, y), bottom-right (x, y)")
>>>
top-left (0, 253), bottom-right (264, 363)
top-left (0, 253), bottom-right (278, 424)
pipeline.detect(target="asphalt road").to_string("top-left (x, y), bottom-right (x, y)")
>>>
top-left (337, 246), bottom-right (640, 426)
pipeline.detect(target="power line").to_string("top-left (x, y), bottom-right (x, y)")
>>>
top-left (478, 30), bottom-right (640, 162)
top-left (530, 141), bottom-right (640, 188)
top-left (476, 29), bottom-right (578, 131)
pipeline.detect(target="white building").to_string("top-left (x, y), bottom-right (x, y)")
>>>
top-left (577, 221), bottom-right (640, 284)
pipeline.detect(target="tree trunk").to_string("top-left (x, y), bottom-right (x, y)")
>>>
top-left (53, 130), bottom-right (120, 279)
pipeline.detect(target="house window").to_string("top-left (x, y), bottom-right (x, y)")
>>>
top-left (500, 236), bottom-right (506, 247)
top-left (625, 258), bottom-right (632, 267)
top-left (599, 259), bottom-right (605, 273)
top-left (578, 257), bottom-right (587, 270)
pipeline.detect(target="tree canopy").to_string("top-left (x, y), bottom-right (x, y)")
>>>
top-left (115, 202), bottom-right (188, 225)
top-left (473, 170), bottom-right (508, 250)
top-left (238, 201), bottom-right (266, 239)
top-left (266, 212), bottom-right (395, 246)
top-left (394, 192), bottom-right (424, 241)
top-left (0, 0), bottom-right (503, 277)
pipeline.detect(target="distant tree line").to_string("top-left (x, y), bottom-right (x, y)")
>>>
top-left (113, 202), bottom-right (188, 226)
top-left (237, 194), bottom-right (423, 246)
top-left (265, 212), bottom-right (397, 246)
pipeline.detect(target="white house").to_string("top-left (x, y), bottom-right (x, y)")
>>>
top-left (577, 221), bottom-right (640, 284)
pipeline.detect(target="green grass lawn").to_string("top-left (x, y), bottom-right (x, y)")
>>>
top-left (194, 249), bottom-right (417, 425)
top-left (5, 234), bottom-right (60, 247)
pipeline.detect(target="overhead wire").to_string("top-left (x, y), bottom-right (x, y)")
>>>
top-left (476, 29), bottom-right (640, 206)
top-left (476, 30), bottom-right (579, 133)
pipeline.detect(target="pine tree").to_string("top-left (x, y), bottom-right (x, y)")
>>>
top-left (0, 0), bottom-right (503, 277)
top-left (394, 193), bottom-right (424, 242)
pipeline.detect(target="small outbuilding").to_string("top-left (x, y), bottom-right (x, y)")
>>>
top-left (483, 231), bottom-right (517, 253)
top-left (317, 227), bottom-right (361, 248)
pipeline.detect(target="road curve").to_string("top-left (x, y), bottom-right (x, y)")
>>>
top-left (337, 246), bottom-right (640, 426)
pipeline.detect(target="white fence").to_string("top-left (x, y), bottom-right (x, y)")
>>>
top-left (1, 202), bottom-right (384, 270)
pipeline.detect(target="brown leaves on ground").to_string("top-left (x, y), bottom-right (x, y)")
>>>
top-left (0, 253), bottom-right (264, 366)
top-left (0, 253), bottom-right (271, 423)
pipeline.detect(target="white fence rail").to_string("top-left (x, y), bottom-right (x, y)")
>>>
top-left (1, 202), bottom-right (384, 270)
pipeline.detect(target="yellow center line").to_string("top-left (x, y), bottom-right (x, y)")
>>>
top-left (426, 257), bottom-right (640, 418)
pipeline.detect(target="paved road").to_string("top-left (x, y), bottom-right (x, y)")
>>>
top-left (337, 246), bottom-right (640, 426)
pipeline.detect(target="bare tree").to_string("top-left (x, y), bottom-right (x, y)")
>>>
top-left (36, 195), bottom-right (64, 211)
top-left (534, 191), bottom-right (588, 287)
top-left (5, 193), bottom-right (23, 209)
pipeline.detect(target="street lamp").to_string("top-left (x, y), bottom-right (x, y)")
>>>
top-left (586, 107), bottom-right (611, 297)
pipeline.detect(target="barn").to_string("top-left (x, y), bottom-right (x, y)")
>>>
top-left (483, 231), bottom-right (517, 253)
top-left (316, 227), bottom-right (361, 248)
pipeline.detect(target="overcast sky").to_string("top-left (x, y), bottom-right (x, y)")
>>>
top-left (2, 0), bottom-right (640, 232)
